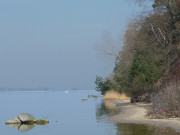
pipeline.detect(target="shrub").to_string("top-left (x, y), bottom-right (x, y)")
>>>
top-left (151, 81), bottom-right (180, 118)
top-left (95, 76), bottom-right (111, 95)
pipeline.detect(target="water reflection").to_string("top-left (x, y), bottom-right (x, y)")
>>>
top-left (7, 124), bottom-right (35, 132)
top-left (96, 100), bottom-right (180, 135)
top-left (116, 124), bottom-right (180, 135)
top-left (96, 100), bottom-right (119, 122)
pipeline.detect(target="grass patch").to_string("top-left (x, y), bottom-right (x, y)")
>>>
top-left (104, 90), bottom-right (130, 100)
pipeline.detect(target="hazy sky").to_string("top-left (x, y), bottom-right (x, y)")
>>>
top-left (0, 0), bottom-right (141, 89)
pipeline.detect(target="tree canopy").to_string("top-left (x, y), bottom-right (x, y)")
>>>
top-left (95, 0), bottom-right (180, 102)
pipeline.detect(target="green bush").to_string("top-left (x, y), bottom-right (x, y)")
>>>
top-left (95, 76), bottom-right (111, 95)
top-left (129, 53), bottom-right (161, 96)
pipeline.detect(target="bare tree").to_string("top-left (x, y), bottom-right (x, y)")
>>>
top-left (95, 32), bottom-right (122, 61)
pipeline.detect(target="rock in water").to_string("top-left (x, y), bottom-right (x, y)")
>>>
top-left (5, 113), bottom-right (49, 130)
top-left (5, 117), bottom-right (21, 125)
top-left (14, 117), bottom-right (21, 123)
top-left (18, 113), bottom-right (36, 123)
top-left (36, 119), bottom-right (49, 125)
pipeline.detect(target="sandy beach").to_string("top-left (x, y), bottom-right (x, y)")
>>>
top-left (108, 100), bottom-right (180, 133)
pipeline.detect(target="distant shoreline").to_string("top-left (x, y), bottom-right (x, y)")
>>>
top-left (108, 100), bottom-right (180, 133)
top-left (0, 90), bottom-right (96, 93)
top-left (0, 90), bottom-right (50, 93)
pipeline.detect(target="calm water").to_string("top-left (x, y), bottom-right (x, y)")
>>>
top-left (0, 90), bottom-right (179, 135)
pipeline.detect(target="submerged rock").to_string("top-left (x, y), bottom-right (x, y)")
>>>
top-left (36, 119), bottom-right (49, 125)
top-left (82, 98), bottom-right (88, 102)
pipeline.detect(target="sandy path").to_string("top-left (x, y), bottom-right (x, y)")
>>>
top-left (108, 101), bottom-right (180, 133)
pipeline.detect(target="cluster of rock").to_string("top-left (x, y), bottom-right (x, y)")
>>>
top-left (5, 113), bottom-right (49, 125)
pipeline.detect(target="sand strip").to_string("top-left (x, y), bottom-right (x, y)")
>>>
top-left (108, 100), bottom-right (180, 133)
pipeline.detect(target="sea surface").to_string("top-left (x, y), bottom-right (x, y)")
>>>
top-left (0, 90), bottom-right (179, 135)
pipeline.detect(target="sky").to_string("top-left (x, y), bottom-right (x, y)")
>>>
top-left (0, 0), bottom-right (141, 90)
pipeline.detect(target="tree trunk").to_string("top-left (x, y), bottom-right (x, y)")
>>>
top-left (176, 0), bottom-right (180, 7)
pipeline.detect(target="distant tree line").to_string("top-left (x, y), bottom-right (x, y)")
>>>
top-left (95, 0), bottom-right (180, 117)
